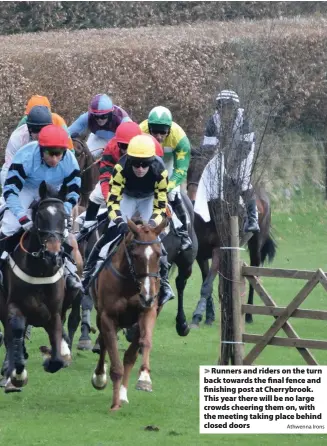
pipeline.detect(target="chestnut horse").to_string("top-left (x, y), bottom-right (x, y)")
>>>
top-left (90, 219), bottom-right (166, 411)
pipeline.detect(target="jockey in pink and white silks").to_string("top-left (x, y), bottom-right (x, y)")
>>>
top-left (68, 94), bottom-right (131, 159)
top-left (194, 90), bottom-right (259, 233)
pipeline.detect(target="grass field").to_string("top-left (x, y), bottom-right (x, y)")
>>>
top-left (0, 195), bottom-right (326, 446)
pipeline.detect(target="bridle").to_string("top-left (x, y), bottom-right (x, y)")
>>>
top-left (22, 198), bottom-right (67, 258)
top-left (109, 235), bottom-right (162, 292)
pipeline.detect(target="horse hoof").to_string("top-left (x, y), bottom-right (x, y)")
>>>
top-left (245, 314), bottom-right (253, 324)
top-left (110, 404), bottom-right (121, 411)
top-left (204, 318), bottom-right (215, 326)
top-left (176, 321), bottom-right (190, 337)
top-left (136, 380), bottom-right (152, 392)
top-left (10, 369), bottom-right (28, 388)
top-left (91, 372), bottom-right (107, 390)
top-left (77, 339), bottom-right (93, 351)
top-left (4, 378), bottom-right (23, 393)
top-left (43, 358), bottom-right (65, 374)
top-left (119, 385), bottom-right (129, 404)
top-left (92, 342), bottom-right (101, 354)
top-left (0, 376), bottom-right (7, 388)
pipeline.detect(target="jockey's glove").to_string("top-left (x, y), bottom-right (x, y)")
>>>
top-left (148, 219), bottom-right (157, 228)
top-left (115, 217), bottom-right (129, 235)
top-left (19, 216), bottom-right (33, 231)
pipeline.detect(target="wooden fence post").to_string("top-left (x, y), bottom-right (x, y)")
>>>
top-left (231, 216), bottom-right (244, 365)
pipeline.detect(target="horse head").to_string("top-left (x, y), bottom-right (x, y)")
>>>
top-left (125, 219), bottom-right (167, 309)
top-left (73, 137), bottom-right (99, 207)
top-left (30, 181), bottom-right (67, 264)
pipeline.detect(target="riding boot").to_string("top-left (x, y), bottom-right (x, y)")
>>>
top-left (76, 200), bottom-right (100, 242)
top-left (243, 197), bottom-right (260, 233)
top-left (64, 258), bottom-right (84, 294)
top-left (0, 231), bottom-right (22, 283)
top-left (82, 225), bottom-right (120, 290)
top-left (170, 195), bottom-right (192, 251)
top-left (158, 254), bottom-right (175, 307)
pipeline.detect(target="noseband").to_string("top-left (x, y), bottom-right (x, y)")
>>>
top-left (22, 198), bottom-right (67, 258)
top-left (109, 236), bottom-right (162, 292)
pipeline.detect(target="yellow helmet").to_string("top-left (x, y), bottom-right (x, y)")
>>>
top-left (127, 134), bottom-right (156, 158)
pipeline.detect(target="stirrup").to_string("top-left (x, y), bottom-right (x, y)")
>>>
top-left (179, 232), bottom-right (192, 251)
top-left (245, 221), bottom-right (260, 233)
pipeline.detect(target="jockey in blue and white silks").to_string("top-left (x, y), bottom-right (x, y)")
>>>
top-left (68, 93), bottom-right (131, 158)
top-left (2, 125), bottom-right (81, 237)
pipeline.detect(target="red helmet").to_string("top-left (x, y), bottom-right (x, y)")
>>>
top-left (39, 124), bottom-right (69, 150)
top-left (115, 121), bottom-right (142, 144)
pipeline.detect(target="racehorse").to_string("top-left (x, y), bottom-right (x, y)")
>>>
top-left (90, 220), bottom-right (166, 411)
top-left (187, 147), bottom-right (276, 325)
top-left (76, 192), bottom-right (198, 351)
top-left (0, 182), bottom-right (78, 391)
top-left (73, 137), bottom-right (99, 208)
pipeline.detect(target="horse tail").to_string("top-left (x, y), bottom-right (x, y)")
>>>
top-left (260, 234), bottom-right (277, 265)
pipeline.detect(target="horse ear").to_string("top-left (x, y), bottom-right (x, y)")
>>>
top-left (154, 218), bottom-right (167, 236)
top-left (59, 183), bottom-right (68, 200)
top-left (39, 181), bottom-right (48, 200)
top-left (127, 219), bottom-right (140, 235)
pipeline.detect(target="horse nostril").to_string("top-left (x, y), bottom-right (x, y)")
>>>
top-left (139, 294), bottom-right (154, 308)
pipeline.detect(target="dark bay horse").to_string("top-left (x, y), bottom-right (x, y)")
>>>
top-left (73, 137), bottom-right (99, 208)
top-left (0, 182), bottom-right (77, 391)
top-left (187, 147), bottom-right (277, 326)
top-left (90, 220), bottom-right (166, 411)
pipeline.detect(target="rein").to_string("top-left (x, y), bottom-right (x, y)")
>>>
top-left (108, 236), bottom-right (161, 292)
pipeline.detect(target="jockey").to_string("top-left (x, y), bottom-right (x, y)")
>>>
top-left (77, 121), bottom-right (163, 238)
top-left (17, 95), bottom-right (74, 151)
top-left (201, 89), bottom-right (259, 233)
top-left (140, 106), bottom-right (192, 251)
top-left (82, 134), bottom-right (174, 305)
top-left (68, 93), bottom-right (131, 159)
top-left (0, 125), bottom-right (82, 291)
top-left (1, 105), bottom-right (53, 188)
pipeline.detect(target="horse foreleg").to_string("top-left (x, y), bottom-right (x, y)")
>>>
top-left (67, 290), bottom-right (82, 350)
top-left (68, 233), bottom-right (84, 277)
top-left (121, 325), bottom-right (141, 404)
top-left (175, 265), bottom-right (191, 337)
top-left (136, 306), bottom-right (157, 393)
top-left (7, 304), bottom-right (28, 387)
top-left (191, 249), bottom-right (219, 327)
top-left (77, 292), bottom-right (94, 350)
top-left (91, 330), bottom-right (108, 391)
top-left (43, 312), bottom-right (66, 374)
top-left (99, 312), bottom-right (123, 411)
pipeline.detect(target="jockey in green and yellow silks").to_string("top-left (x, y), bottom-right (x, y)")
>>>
top-left (140, 106), bottom-right (192, 251)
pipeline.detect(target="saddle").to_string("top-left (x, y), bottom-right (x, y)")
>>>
top-left (85, 234), bottom-right (122, 292)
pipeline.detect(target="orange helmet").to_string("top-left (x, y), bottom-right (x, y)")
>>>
top-left (39, 125), bottom-right (69, 150)
top-left (25, 95), bottom-right (51, 115)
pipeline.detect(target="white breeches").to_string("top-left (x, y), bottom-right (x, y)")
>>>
top-left (86, 133), bottom-right (108, 159)
top-left (168, 186), bottom-right (181, 202)
top-left (1, 189), bottom-right (37, 236)
top-left (109, 194), bottom-right (154, 227)
top-left (89, 181), bottom-right (105, 206)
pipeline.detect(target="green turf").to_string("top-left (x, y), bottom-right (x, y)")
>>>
top-left (0, 199), bottom-right (326, 445)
